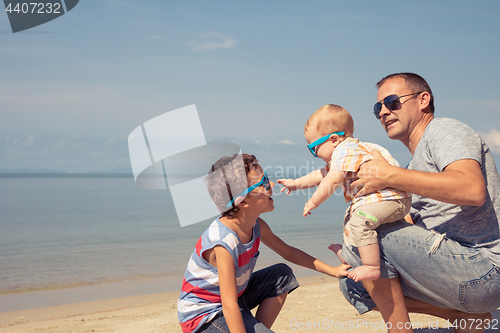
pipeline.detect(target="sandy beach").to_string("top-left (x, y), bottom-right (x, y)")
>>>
top-left (1, 275), bottom-right (499, 333)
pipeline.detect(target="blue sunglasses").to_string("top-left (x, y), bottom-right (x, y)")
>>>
top-left (307, 131), bottom-right (345, 157)
top-left (226, 171), bottom-right (271, 207)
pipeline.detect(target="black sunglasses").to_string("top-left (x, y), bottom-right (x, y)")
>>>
top-left (373, 92), bottom-right (423, 119)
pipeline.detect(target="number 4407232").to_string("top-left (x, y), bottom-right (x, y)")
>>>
top-left (445, 318), bottom-right (498, 330)
top-left (5, 3), bottom-right (62, 14)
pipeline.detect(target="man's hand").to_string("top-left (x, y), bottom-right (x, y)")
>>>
top-left (277, 179), bottom-right (298, 195)
top-left (303, 200), bottom-right (318, 216)
top-left (352, 151), bottom-right (396, 197)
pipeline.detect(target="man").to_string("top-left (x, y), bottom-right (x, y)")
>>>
top-left (339, 73), bottom-right (500, 332)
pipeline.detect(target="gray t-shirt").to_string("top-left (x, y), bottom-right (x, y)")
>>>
top-left (409, 117), bottom-right (500, 266)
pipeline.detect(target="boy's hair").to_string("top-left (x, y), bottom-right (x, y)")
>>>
top-left (305, 104), bottom-right (354, 136)
top-left (206, 153), bottom-right (260, 218)
top-left (376, 72), bottom-right (435, 114)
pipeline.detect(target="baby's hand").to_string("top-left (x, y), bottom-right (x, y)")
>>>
top-left (303, 200), bottom-right (318, 217)
top-left (277, 179), bottom-right (298, 195)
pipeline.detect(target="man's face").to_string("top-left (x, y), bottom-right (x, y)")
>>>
top-left (376, 77), bottom-right (421, 143)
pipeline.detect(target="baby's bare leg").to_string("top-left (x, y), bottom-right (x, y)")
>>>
top-left (348, 243), bottom-right (381, 282)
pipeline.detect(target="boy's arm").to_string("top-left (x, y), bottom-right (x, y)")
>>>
top-left (213, 245), bottom-right (246, 333)
top-left (278, 168), bottom-right (325, 195)
top-left (259, 218), bottom-right (350, 278)
top-left (304, 169), bottom-right (345, 216)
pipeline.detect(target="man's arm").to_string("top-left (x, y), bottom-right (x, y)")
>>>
top-left (352, 151), bottom-right (486, 206)
top-left (259, 218), bottom-right (350, 278)
top-left (213, 245), bottom-right (246, 333)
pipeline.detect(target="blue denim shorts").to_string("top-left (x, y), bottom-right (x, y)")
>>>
top-left (339, 221), bottom-right (500, 314)
top-left (198, 263), bottom-right (299, 333)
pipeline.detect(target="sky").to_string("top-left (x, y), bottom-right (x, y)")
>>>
top-left (1, 0), bottom-right (500, 173)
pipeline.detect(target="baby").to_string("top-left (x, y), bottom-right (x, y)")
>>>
top-left (278, 104), bottom-right (411, 281)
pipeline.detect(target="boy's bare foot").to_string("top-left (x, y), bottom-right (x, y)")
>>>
top-left (348, 265), bottom-right (381, 282)
top-left (328, 244), bottom-right (347, 264)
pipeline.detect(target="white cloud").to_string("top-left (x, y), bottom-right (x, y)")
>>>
top-left (0, 46), bottom-right (71, 56)
top-left (23, 135), bottom-right (35, 147)
top-left (252, 139), bottom-right (295, 146)
top-left (480, 129), bottom-right (500, 153)
top-left (0, 135), bottom-right (130, 172)
top-left (273, 140), bottom-right (295, 145)
top-left (190, 32), bottom-right (237, 52)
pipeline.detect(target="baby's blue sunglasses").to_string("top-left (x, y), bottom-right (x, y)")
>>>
top-left (307, 131), bottom-right (344, 158)
top-left (226, 171), bottom-right (271, 207)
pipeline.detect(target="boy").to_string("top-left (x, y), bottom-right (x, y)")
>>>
top-left (177, 153), bottom-right (350, 333)
top-left (278, 105), bottom-right (411, 282)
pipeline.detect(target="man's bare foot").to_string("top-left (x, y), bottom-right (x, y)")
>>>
top-left (405, 296), bottom-right (494, 333)
top-left (449, 311), bottom-right (492, 333)
top-left (328, 244), bottom-right (347, 264)
top-left (348, 265), bottom-right (381, 282)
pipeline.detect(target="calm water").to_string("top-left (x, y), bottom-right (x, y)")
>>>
top-left (0, 175), bottom-right (348, 301)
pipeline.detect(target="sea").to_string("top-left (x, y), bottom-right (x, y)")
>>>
top-left (0, 174), bottom-right (348, 312)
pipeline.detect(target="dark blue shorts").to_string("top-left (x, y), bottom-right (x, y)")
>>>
top-left (198, 263), bottom-right (299, 333)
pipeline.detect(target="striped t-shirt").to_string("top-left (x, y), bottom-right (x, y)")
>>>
top-left (177, 218), bottom-right (261, 333)
top-left (329, 137), bottom-right (408, 211)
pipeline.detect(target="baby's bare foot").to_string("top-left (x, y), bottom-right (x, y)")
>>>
top-left (348, 265), bottom-right (381, 282)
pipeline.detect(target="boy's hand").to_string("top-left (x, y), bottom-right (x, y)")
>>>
top-left (334, 264), bottom-right (351, 278)
top-left (277, 179), bottom-right (298, 195)
top-left (303, 200), bottom-right (318, 217)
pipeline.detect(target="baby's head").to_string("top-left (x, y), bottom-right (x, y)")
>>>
top-left (304, 104), bottom-right (354, 161)
top-left (305, 104), bottom-right (354, 136)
